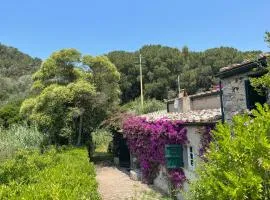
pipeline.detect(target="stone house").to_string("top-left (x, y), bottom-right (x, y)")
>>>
top-left (129, 90), bottom-right (221, 199)
top-left (217, 53), bottom-right (270, 122)
top-left (127, 53), bottom-right (269, 199)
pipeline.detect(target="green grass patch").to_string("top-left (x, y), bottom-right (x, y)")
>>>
top-left (0, 147), bottom-right (100, 200)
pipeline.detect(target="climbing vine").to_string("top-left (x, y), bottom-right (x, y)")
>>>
top-left (199, 125), bottom-right (215, 159)
top-left (122, 116), bottom-right (188, 187)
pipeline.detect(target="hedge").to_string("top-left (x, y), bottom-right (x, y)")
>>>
top-left (0, 148), bottom-right (100, 200)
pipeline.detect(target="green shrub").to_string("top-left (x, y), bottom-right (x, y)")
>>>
top-left (122, 98), bottom-right (165, 114)
top-left (186, 104), bottom-right (270, 200)
top-left (0, 148), bottom-right (100, 200)
top-left (92, 129), bottom-right (112, 152)
top-left (0, 124), bottom-right (45, 161)
top-left (0, 100), bottom-right (22, 128)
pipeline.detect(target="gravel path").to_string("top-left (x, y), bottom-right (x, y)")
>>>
top-left (96, 166), bottom-right (164, 200)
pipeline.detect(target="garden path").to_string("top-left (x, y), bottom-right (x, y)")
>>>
top-left (92, 152), bottom-right (165, 200)
top-left (95, 162), bottom-right (165, 200)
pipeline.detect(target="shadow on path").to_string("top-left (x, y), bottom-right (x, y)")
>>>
top-left (91, 151), bottom-right (114, 167)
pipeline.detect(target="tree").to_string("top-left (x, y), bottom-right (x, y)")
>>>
top-left (187, 104), bottom-right (270, 200)
top-left (21, 49), bottom-right (120, 145)
top-left (108, 45), bottom-right (261, 102)
top-left (251, 32), bottom-right (270, 90)
top-left (265, 32), bottom-right (270, 47)
top-left (107, 51), bottom-right (139, 103)
top-left (83, 55), bottom-right (121, 108)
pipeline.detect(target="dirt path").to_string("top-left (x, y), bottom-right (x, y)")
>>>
top-left (96, 165), bottom-right (164, 200)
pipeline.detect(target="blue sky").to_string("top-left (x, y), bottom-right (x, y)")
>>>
top-left (0, 0), bottom-right (269, 59)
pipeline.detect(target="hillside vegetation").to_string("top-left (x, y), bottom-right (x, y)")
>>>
top-left (0, 43), bottom-right (41, 106)
top-left (108, 46), bottom-right (261, 103)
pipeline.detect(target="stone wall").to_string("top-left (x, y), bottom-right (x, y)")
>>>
top-left (221, 72), bottom-right (249, 122)
top-left (190, 93), bottom-right (220, 110)
top-left (167, 92), bottom-right (220, 113)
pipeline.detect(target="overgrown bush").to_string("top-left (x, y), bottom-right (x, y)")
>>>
top-left (0, 99), bottom-right (22, 128)
top-left (92, 129), bottom-right (112, 152)
top-left (186, 104), bottom-right (270, 200)
top-left (0, 124), bottom-right (45, 161)
top-left (122, 98), bottom-right (165, 115)
top-left (0, 148), bottom-right (100, 200)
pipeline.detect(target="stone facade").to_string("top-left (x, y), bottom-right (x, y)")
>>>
top-left (190, 92), bottom-right (220, 110)
top-left (167, 90), bottom-right (220, 113)
top-left (221, 72), bottom-right (250, 122)
top-left (218, 54), bottom-right (269, 122)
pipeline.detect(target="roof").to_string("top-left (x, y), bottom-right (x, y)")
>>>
top-left (141, 108), bottom-right (221, 124)
top-left (189, 89), bottom-right (220, 99)
top-left (217, 53), bottom-right (269, 78)
top-left (166, 89), bottom-right (220, 103)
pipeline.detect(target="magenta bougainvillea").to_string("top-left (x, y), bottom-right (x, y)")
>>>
top-left (168, 169), bottom-right (186, 188)
top-left (199, 125), bottom-right (215, 159)
top-left (122, 116), bottom-right (188, 187)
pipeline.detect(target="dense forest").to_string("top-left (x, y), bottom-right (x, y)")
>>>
top-left (0, 43), bottom-right (262, 106)
top-left (107, 46), bottom-right (261, 103)
top-left (0, 44), bottom-right (262, 129)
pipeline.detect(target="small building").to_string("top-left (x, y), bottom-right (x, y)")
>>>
top-left (129, 90), bottom-right (221, 199)
top-left (217, 53), bottom-right (270, 122)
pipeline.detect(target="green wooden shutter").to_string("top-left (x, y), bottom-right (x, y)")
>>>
top-left (165, 144), bottom-right (184, 169)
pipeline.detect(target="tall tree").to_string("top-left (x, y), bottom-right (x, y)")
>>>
top-left (21, 49), bottom-right (120, 145)
top-left (108, 45), bottom-right (261, 102)
top-left (107, 51), bottom-right (138, 103)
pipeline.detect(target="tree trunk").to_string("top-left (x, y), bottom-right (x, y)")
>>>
top-left (76, 114), bottom-right (83, 146)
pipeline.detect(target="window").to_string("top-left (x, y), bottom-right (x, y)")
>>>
top-left (187, 146), bottom-right (195, 170)
top-left (165, 144), bottom-right (184, 169)
top-left (244, 80), bottom-right (267, 110)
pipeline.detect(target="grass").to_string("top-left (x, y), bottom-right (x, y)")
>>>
top-left (0, 147), bottom-right (100, 200)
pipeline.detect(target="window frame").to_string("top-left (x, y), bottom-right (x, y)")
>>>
top-left (187, 145), bottom-right (195, 170)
